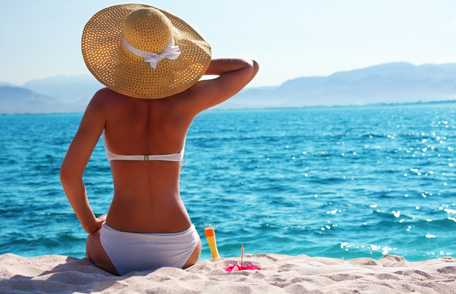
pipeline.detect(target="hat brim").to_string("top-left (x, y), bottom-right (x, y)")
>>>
top-left (81, 4), bottom-right (212, 99)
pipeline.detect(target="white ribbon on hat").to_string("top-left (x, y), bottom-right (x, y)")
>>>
top-left (121, 38), bottom-right (181, 70)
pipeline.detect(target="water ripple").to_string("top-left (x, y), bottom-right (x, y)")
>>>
top-left (1, 105), bottom-right (456, 260)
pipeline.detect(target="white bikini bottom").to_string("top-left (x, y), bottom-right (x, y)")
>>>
top-left (99, 223), bottom-right (200, 275)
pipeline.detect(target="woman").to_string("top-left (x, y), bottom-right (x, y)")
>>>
top-left (60, 4), bottom-right (258, 275)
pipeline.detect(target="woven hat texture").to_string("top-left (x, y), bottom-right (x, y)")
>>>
top-left (82, 4), bottom-right (212, 99)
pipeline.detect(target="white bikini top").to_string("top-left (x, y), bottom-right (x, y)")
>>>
top-left (103, 132), bottom-right (185, 162)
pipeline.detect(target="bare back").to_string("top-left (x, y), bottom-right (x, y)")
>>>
top-left (101, 90), bottom-right (193, 233)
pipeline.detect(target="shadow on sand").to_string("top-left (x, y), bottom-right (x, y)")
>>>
top-left (0, 255), bottom-right (152, 293)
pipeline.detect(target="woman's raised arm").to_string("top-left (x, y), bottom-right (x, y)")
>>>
top-left (175, 58), bottom-right (259, 115)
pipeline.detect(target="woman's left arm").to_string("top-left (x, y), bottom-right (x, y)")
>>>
top-left (60, 91), bottom-right (106, 234)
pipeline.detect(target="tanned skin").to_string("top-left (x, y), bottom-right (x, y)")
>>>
top-left (60, 59), bottom-right (259, 275)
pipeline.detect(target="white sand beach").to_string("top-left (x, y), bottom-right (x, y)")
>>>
top-left (1, 253), bottom-right (456, 294)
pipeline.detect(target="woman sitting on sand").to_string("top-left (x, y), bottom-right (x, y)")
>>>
top-left (60, 4), bottom-right (258, 275)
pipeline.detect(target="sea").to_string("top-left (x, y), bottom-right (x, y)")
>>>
top-left (0, 103), bottom-right (455, 261)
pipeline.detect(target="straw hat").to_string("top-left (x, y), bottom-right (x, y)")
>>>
top-left (81, 4), bottom-right (212, 99)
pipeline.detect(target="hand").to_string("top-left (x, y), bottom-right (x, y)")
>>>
top-left (88, 214), bottom-right (107, 234)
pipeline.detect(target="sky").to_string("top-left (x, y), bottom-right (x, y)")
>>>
top-left (1, 0), bottom-right (456, 87)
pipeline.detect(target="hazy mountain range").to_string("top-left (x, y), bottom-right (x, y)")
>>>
top-left (1, 62), bottom-right (456, 113)
top-left (0, 75), bottom-right (103, 113)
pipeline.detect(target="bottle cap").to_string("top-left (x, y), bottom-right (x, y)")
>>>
top-left (204, 226), bottom-right (215, 237)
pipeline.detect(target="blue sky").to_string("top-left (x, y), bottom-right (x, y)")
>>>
top-left (2, 0), bottom-right (455, 86)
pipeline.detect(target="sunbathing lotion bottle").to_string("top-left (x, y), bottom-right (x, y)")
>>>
top-left (204, 226), bottom-right (221, 261)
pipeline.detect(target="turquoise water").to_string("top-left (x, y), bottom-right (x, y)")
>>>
top-left (0, 104), bottom-right (455, 261)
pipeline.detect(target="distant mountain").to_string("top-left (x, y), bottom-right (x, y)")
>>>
top-left (1, 62), bottom-right (456, 113)
top-left (0, 86), bottom-right (61, 113)
top-left (222, 62), bottom-right (456, 108)
top-left (23, 75), bottom-right (103, 105)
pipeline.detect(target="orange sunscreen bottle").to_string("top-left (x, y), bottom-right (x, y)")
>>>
top-left (204, 226), bottom-right (221, 261)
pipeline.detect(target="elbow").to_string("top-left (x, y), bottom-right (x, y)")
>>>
top-left (59, 166), bottom-right (70, 185)
top-left (237, 59), bottom-right (260, 80)
top-left (60, 165), bottom-right (78, 185)
top-left (242, 59), bottom-right (259, 71)
top-left (241, 59), bottom-right (259, 78)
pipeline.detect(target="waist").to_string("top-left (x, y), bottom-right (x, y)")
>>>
top-left (106, 195), bottom-right (192, 233)
top-left (101, 222), bottom-right (197, 237)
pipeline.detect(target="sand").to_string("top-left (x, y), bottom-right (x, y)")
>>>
top-left (1, 253), bottom-right (456, 294)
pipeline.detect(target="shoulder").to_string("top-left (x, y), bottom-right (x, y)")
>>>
top-left (91, 87), bottom-right (116, 103)
top-left (83, 87), bottom-right (115, 118)
top-left (161, 87), bottom-right (199, 120)
top-left (87, 87), bottom-right (122, 112)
